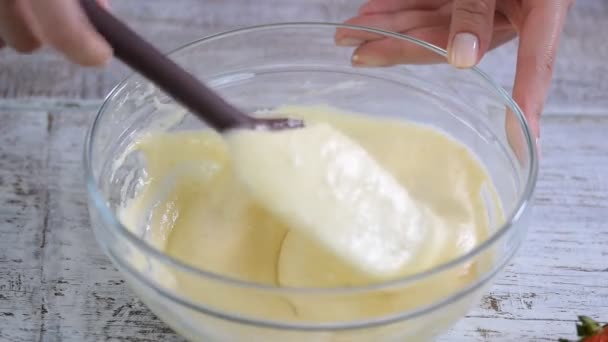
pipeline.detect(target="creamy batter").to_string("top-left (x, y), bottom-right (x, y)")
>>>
top-left (119, 105), bottom-right (501, 324)
top-left (226, 121), bottom-right (452, 279)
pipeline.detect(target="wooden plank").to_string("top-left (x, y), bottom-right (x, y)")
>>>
top-left (0, 109), bottom-right (181, 341)
top-left (443, 114), bottom-right (608, 341)
top-left (0, 0), bottom-right (361, 100)
top-left (0, 108), bottom-right (606, 341)
top-left (0, 111), bottom-right (50, 342)
top-left (0, 0), bottom-right (606, 113)
top-left (38, 110), bottom-right (182, 342)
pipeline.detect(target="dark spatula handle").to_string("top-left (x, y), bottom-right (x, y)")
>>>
top-left (80, 0), bottom-right (255, 131)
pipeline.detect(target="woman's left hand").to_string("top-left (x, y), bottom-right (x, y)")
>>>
top-left (335, 0), bottom-right (574, 142)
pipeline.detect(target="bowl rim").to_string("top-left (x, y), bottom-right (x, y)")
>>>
top-left (84, 22), bottom-right (538, 327)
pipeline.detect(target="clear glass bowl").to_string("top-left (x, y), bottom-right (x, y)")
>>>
top-left (85, 23), bottom-right (537, 341)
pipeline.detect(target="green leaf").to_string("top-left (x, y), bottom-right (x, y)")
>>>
top-left (577, 316), bottom-right (601, 337)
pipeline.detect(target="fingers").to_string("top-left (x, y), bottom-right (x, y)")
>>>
top-left (0, 0), bottom-right (113, 66)
top-left (447, 0), bottom-right (496, 68)
top-left (29, 0), bottom-right (112, 66)
top-left (0, 0), bottom-right (41, 53)
top-left (336, 9), bottom-right (450, 46)
top-left (490, 29), bottom-right (518, 50)
top-left (341, 12), bottom-right (514, 68)
top-left (512, 1), bottom-right (570, 139)
top-left (351, 26), bottom-right (516, 68)
top-left (493, 12), bottom-right (516, 31)
top-left (339, 0), bottom-right (514, 68)
top-left (352, 27), bottom-right (450, 66)
top-left (358, 0), bottom-right (450, 15)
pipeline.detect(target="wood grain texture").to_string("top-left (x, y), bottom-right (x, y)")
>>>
top-left (0, 0), bottom-right (606, 113)
top-left (0, 111), bottom-right (49, 342)
top-left (0, 109), bottom-right (606, 341)
top-left (0, 0), bottom-right (361, 100)
top-left (444, 115), bottom-right (608, 340)
top-left (0, 110), bottom-right (182, 342)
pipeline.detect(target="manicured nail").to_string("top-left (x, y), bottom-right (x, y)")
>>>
top-left (352, 54), bottom-right (387, 67)
top-left (449, 33), bottom-right (479, 68)
top-left (337, 38), bottom-right (364, 47)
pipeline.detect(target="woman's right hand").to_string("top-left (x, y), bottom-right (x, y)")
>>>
top-left (0, 0), bottom-right (112, 66)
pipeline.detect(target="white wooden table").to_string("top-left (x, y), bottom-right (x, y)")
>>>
top-left (0, 1), bottom-right (607, 341)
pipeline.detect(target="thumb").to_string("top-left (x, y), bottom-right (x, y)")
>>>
top-left (447, 0), bottom-right (496, 68)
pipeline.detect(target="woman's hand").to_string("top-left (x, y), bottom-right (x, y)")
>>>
top-left (0, 0), bottom-right (112, 66)
top-left (336, 0), bottom-right (574, 140)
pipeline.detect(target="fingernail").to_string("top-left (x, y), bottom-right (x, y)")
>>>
top-left (352, 54), bottom-right (387, 67)
top-left (449, 33), bottom-right (479, 68)
top-left (536, 137), bottom-right (542, 158)
top-left (337, 38), bottom-right (364, 47)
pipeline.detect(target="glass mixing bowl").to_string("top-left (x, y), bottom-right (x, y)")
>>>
top-left (85, 23), bottom-right (537, 341)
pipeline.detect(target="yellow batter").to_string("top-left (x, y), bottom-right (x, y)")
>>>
top-left (119, 105), bottom-right (500, 325)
